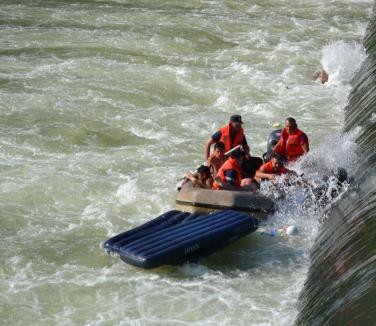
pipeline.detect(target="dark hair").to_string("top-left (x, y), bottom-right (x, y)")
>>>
top-left (285, 117), bottom-right (297, 126)
top-left (230, 114), bottom-right (243, 124)
top-left (214, 141), bottom-right (225, 150)
top-left (230, 148), bottom-right (245, 159)
top-left (270, 152), bottom-right (283, 161)
top-left (334, 167), bottom-right (348, 183)
top-left (197, 165), bottom-right (211, 176)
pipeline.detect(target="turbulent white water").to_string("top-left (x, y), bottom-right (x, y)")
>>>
top-left (0, 1), bottom-right (373, 325)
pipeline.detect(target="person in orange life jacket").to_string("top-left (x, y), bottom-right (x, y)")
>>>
top-left (212, 149), bottom-right (256, 191)
top-left (206, 141), bottom-right (226, 177)
top-left (273, 117), bottom-right (309, 162)
top-left (204, 114), bottom-right (250, 161)
top-left (255, 153), bottom-right (296, 182)
top-left (186, 165), bottom-right (213, 189)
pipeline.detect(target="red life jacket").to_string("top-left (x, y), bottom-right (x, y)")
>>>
top-left (219, 123), bottom-right (244, 153)
top-left (258, 161), bottom-right (288, 175)
top-left (276, 128), bottom-right (307, 162)
top-left (213, 157), bottom-right (242, 190)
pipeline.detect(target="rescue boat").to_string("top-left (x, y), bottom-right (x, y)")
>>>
top-left (176, 182), bottom-right (276, 218)
top-left (175, 129), bottom-right (282, 218)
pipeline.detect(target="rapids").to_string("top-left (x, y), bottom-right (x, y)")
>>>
top-left (0, 1), bottom-right (373, 325)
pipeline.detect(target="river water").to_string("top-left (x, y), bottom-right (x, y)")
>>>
top-left (0, 1), bottom-right (373, 325)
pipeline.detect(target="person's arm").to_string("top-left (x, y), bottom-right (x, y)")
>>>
top-left (206, 154), bottom-right (213, 167)
top-left (204, 131), bottom-right (221, 160)
top-left (185, 171), bottom-right (197, 183)
top-left (195, 179), bottom-right (209, 188)
top-left (273, 139), bottom-right (282, 153)
top-left (204, 139), bottom-right (215, 160)
top-left (242, 136), bottom-right (251, 156)
top-left (255, 167), bottom-right (274, 180)
top-left (217, 170), bottom-right (238, 190)
top-left (300, 133), bottom-right (309, 154)
top-left (273, 130), bottom-right (287, 154)
top-left (205, 177), bottom-right (214, 189)
top-left (186, 172), bottom-right (204, 188)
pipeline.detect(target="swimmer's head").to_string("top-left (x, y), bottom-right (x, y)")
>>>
top-left (313, 69), bottom-right (329, 84)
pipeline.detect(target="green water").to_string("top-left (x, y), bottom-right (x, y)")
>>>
top-left (0, 1), bottom-right (373, 325)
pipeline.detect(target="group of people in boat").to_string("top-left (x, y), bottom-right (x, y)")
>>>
top-left (184, 114), bottom-right (309, 191)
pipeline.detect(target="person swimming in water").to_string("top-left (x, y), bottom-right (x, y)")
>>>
top-left (313, 69), bottom-right (329, 84)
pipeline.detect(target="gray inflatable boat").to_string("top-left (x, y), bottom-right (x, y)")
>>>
top-left (176, 182), bottom-right (276, 219)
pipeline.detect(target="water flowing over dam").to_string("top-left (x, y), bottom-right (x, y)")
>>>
top-left (296, 6), bottom-right (376, 325)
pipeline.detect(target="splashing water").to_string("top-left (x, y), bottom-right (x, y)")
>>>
top-left (321, 41), bottom-right (366, 85)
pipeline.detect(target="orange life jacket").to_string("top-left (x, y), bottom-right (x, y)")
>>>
top-left (219, 123), bottom-right (244, 153)
top-left (213, 157), bottom-right (243, 190)
top-left (258, 161), bottom-right (288, 175)
top-left (276, 128), bottom-right (307, 162)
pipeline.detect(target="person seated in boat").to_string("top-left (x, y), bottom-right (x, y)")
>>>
top-left (186, 165), bottom-right (213, 189)
top-left (204, 114), bottom-right (250, 160)
top-left (206, 141), bottom-right (226, 177)
top-left (212, 149), bottom-right (257, 191)
top-left (255, 153), bottom-right (296, 182)
top-left (272, 117), bottom-right (309, 163)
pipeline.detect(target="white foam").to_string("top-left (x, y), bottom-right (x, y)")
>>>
top-left (81, 204), bottom-right (106, 221)
top-left (321, 41), bottom-right (366, 85)
top-left (115, 177), bottom-right (138, 205)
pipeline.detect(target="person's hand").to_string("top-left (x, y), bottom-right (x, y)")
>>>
top-left (214, 176), bottom-right (224, 188)
top-left (186, 171), bottom-right (196, 182)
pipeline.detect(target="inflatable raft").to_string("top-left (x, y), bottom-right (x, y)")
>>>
top-left (176, 182), bottom-right (276, 218)
top-left (176, 129), bottom-right (282, 217)
top-left (103, 210), bottom-right (258, 269)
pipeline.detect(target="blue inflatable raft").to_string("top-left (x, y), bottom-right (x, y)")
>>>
top-left (103, 210), bottom-right (258, 269)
